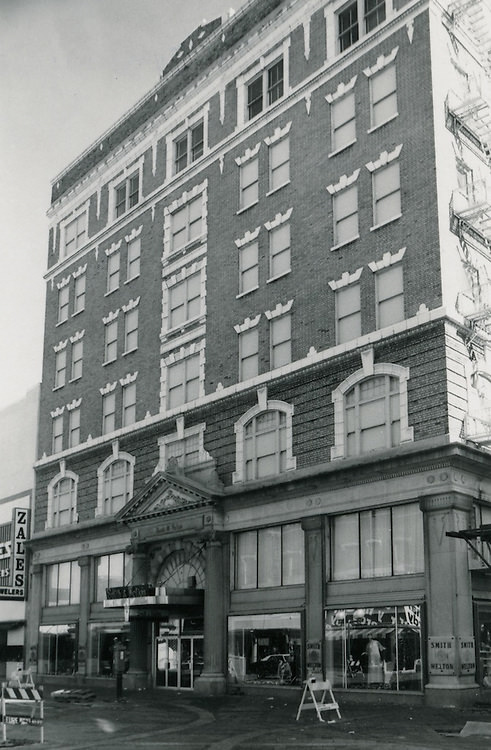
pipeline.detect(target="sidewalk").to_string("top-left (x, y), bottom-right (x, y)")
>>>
top-left (3, 685), bottom-right (491, 749)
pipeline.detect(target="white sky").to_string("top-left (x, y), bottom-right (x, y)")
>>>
top-left (0, 0), bottom-right (245, 411)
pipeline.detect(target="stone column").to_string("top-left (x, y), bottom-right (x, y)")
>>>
top-left (127, 546), bottom-right (149, 689)
top-left (194, 536), bottom-right (228, 695)
top-left (26, 562), bottom-right (43, 675)
top-left (420, 492), bottom-right (478, 706)
top-left (301, 516), bottom-right (324, 678)
top-left (77, 556), bottom-right (91, 676)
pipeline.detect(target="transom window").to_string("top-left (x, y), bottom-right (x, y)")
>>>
top-left (174, 121), bottom-right (204, 173)
top-left (247, 58), bottom-right (284, 120)
top-left (73, 274), bottom-right (86, 314)
top-left (239, 328), bottom-right (259, 381)
top-left (102, 459), bottom-right (132, 515)
top-left (64, 212), bottom-right (87, 257)
top-left (168, 273), bottom-right (201, 329)
top-left (372, 161), bottom-right (401, 226)
top-left (330, 502), bottom-right (424, 580)
top-left (337, 0), bottom-right (386, 52)
top-left (167, 354), bottom-right (200, 409)
top-left (51, 477), bottom-right (77, 527)
top-left (331, 92), bottom-right (356, 153)
top-left (115, 172), bottom-right (139, 218)
top-left (171, 196), bottom-right (203, 253)
top-left (269, 223), bottom-right (291, 279)
top-left (46, 561), bottom-right (80, 606)
top-left (239, 158), bottom-right (259, 210)
top-left (244, 410), bottom-right (287, 481)
top-left (370, 64), bottom-right (397, 128)
top-left (345, 375), bottom-right (400, 456)
top-left (376, 265), bottom-right (404, 328)
top-left (336, 284), bottom-right (361, 344)
top-left (235, 523), bottom-right (305, 589)
top-left (269, 137), bottom-right (290, 192)
top-left (239, 241), bottom-right (259, 295)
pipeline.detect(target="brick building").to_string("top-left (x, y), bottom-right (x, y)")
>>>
top-left (28, 0), bottom-right (491, 704)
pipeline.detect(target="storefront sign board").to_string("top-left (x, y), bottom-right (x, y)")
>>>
top-left (458, 636), bottom-right (476, 675)
top-left (428, 636), bottom-right (455, 675)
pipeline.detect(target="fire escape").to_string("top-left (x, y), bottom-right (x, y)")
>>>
top-left (447, 525), bottom-right (491, 571)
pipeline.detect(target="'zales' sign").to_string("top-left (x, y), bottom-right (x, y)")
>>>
top-left (0, 508), bottom-right (29, 600)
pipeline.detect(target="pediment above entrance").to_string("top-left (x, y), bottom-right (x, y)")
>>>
top-left (116, 471), bottom-right (218, 524)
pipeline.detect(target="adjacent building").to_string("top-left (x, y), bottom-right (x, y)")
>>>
top-left (28, 0), bottom-right (491, 705)
top-left (0, 386), bottom-right (38, 680)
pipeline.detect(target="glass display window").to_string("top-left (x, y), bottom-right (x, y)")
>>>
top-left (325, 604), bottom-right (423, 691)
top-left (88, 622), bottom-right (130, 676)
top-left (228, 612), bottom-right (302, 685)
top-left (38, 623), bottom-right (78, 675)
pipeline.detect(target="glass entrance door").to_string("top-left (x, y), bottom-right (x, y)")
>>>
top-left (155, 635), bottom-right (203, 689)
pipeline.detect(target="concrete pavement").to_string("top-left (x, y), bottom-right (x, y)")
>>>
top-left (3, 686), bottom-right (491, 749)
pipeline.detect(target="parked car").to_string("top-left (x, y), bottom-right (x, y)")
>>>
top-left (252, 653), bottom-right (294, 682)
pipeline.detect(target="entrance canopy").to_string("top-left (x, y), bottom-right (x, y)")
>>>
top-left (447, 524), bottom-right (491, 571)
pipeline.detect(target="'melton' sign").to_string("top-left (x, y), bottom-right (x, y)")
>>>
top-left (0, 508), bottom-right (29, 600)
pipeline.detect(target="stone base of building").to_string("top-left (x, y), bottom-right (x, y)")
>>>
top-left (424, 683), bottom-right (480, 707)
top-left (194, 672), bottom-right (227, 696)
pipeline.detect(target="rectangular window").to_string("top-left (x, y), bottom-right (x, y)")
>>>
top-left (269, 223), bottom-right (291, 279)
top-left (330, 502), bottom-right (423, 581)
top-left (115, 172), bottom-right (139, 218)
top-left (64, 212), bottom-right (87, 257)
top-left (104, 320), bottom-right (118, 363)
top-left (239, 328), bottom-right (259, 381)
top-left (107, 252), bottom-right (120, 294)
top-left (271, 314), bottom-right (291, 369)
top-left (168, 273), bottom-right (201, 329)
top-left (333, 185), bottom-right (358, 246)
top-left (126, 238), bottom-right (141, 281)
top-left (52, 414), bottom-right (63, 453)
top-left (365, 0), bottom-right (386, 32)
top-left (54, 350), bottom-right (67, 389)
top-left (171, 196), bottom-right (203, 253)
top-left (269, 137), bottom-right (290, 192)
top-left (247, 58), bottom-right (284, 120)
top-left (336, 284), bottom-right (361, 343)
top-left (122, 382), bottom-right (136, 427)
top-left (373, 161), bottom-right (401, 226)
top-left (68, 407), bottom-right (81, 449)
top-left (166, 434), bottom-right (201, 467)
top-left (239, 241), bottom-right (259, 295)
top-left (58, 286), bottom-right (69, 324)
top-left (70, 340), bottom-right (83, 380)
top-left (174, 121), bottom-right (204, 173)
top-left (124, 309), bottom-right (139, 353)
top-left (102, 392), bottom-right (116, 435)
top-left (95, 552), bottom-right (130, 602)
top-left (167, 354), bottom-right (200, 409)
top-left (331, 92), bottom-right (356, 152)
top-left (338, 1), bottom-right (359, 52)
top-left (376, 265), bottom-right (404, 328)
top-left (337, 0), bottom-right (386, 52)
top-left (370, 65), bottom-right (397, 128)
top-left (239, 159), bottom-right (259, 210)
top-left (235, 523), bottom-right (304, 589)
top-left (73, 274), bottom-right (86, 314)
top-left (46, 561), bottom-right (80, 606)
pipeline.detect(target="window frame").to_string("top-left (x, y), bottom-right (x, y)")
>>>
top-left (270, 313), bottom-right (292, 369)
top-left (123, 308), bottom-right (139, 354)
top-left (46, 560), bottom-right (81, 606)
top-left (336, 283), bottom-right (361, 344)
top-left (126, 237), bottom-right (141, 282)
top-left (238, 240), bottom-right (259, 296)
top-left (58, 285), bottom-right (70, 325)
top-left (47, 472), bottom-right (78, 528)
top-left (54, 349), bottom-right (67, 389)
top-left (106, 251), bottom-right (120, 294)
top-left (239, 157), bottom-right (259, 211)
top-left (122, 381), bottom-right (136, 427)
top-left (246, 58), bottom-right (284, 121)
top-left (268, 136), bottom-right (290, 193)
top-left (62, 210), bottom-right (87, 258)
top-left (174, 120), bottom-right (204, 174)
top-left (372, 160), bottom-right (401, 228)
top-left (330, 91), bottom-right (356, 154)
top-left (97, 451), bottom-right (135, 517)
top-left (68, 406), bottom-right (81, 449)
top-left (239, 327), bottom-right (259, 381)
top-left (268, 221), bottom-right (291, 280)
top-left (167, 272), bottom-right (202, 330)
top-left (333, 184), bottom-right (359, 248)
top-left (335, 0), bottom-right (387, 54)
top-left (114, 170), bottom-right (140, 219)
top-left (70, 339), bottom-right (83, 381)
top-left (166, 352), bottom-right (201, 410)
top-left (170, 195), bottom-right (204, 254)
top-left (73, 273), bottom-right (86, 314)
top-left (102, 391), bottom-right (116, 435)
top-left (369, 63), bottom-right (398, 130)
top-left (235, 522), bottom-right (305, 589)
top-left (376, 264), bottom-right (404, 329)
top-left (52, 414), bottom-right (64, 454)
top-left (104, 319), bottom-right (118, 364)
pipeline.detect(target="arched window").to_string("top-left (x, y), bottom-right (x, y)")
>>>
top-left (331, 359), bottom-right (413, 460)
top-left (233, 390), bottom-right (296, 483)
top-left (97, 444), bottom-right (135, 516)
top-left (46, 465), bottom-right (78, 529)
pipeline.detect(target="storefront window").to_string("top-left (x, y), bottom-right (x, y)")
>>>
top-left (228, 612), bottom-right (302, 685)
top-left (38, 624), bottom-right (78, 675)
top-left (87, 622), bottom-right (130, 676)
top-left (325, 605), bottom-right (423, 691)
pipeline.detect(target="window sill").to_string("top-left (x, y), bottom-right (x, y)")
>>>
top-left (72, 309), bottom-right (84, 318)
top-left (102, 358), bottom-right (117, 366)
top-left (56, 319), bottom-right (68, 327)
top-left (367, 113), bottom-right (399, 134)
top-left (69, 376), bottom-right (81, 384)
top-left (169, 235), bottom-right (206, 258)
top-left (266, 180), bottom-right (290, 197)
top-left (370, 214), bottom-right (401, 232)
top-left (236, 286), bottom-right (259, 299)
top-left (52, 384), bottom-right (65, 392)
top-left (124, 275), bottom-right (140, 285)
top-left (330, 235), bottom-right (360, 252)
top-left (236, 200), bottom-right (259, 215)
top-left (266, 269), bottom-right (291, 284)
top-left (165, 315), bottom-right (205, 336)
top-left (328, 140), bottom-right (356, 158)
top-left (104, 288), bottom-right (119, 297)
top-left (122, 348), bottom-right (138, 357)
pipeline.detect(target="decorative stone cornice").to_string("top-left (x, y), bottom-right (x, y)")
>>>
top-left (419, 492), bottom-right (474, 513)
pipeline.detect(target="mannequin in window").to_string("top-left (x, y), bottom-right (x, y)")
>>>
top-left (366, 633), bottom-right (385, 687)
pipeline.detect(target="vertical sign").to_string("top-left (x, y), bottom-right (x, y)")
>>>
top-left (0, 508), bottom-right (29, 600)
top-left (458, 636), bottom-right (476, 675)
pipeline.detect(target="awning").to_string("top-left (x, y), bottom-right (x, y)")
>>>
top-left (104, 586), bottom-right (203, 609)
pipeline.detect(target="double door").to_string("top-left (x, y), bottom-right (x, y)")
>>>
top-left (155, 635), bottom-right (203, 689)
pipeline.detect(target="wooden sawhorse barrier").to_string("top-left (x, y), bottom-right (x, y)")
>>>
top-left (296, 677), bottom-right (341, 723)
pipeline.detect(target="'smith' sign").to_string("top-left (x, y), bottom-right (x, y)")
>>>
top-left (428, 636), bottom-right (455, 675)
top-left (0, 508), bottom-right (29, 600)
